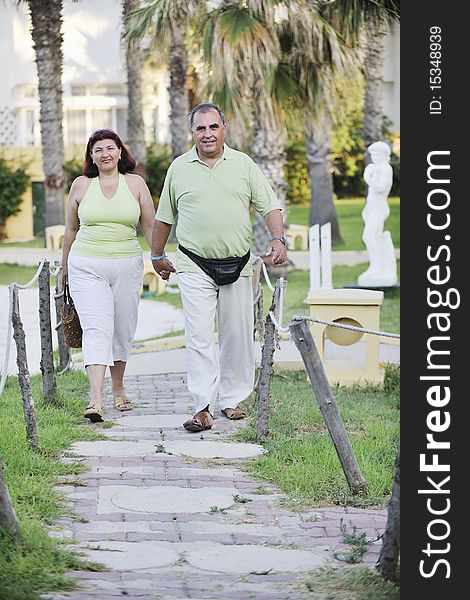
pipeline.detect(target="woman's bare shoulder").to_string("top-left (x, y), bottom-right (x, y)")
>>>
top-left (124, 172), bottom-right (146, 186)
top-left (69, 176), bottom-right (93, 202)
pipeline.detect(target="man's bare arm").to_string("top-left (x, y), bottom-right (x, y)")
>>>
top-left (151, 220), bottom-right (176, 280)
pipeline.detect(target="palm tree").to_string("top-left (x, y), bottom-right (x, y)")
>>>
top-left (200, 1), bottom-right (362, 248)
top-left (122, 0), bottom-right (147, 174)
top-left (329, 1), bottom-right (400, 161)
top-left (22, 0), bottom-right (65, 227)
top-left (279, 1), bottom-right (357, 245)
top-left (198, 1), bottom-right (293, 268)
top-left (124, 0), bottom-right (206, 161)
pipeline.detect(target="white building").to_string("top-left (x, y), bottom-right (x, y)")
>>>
top-left (0, 0), bottom-right (170, 150)
top-left (383, 22), bottom-right (400, 133)
top-left (0, 1), bottom-right (399, 150)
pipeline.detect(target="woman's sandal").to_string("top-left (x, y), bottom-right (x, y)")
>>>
top-left (113, 395), bottom-right (134, 412)
top-left (84, 404), bottom-right (104, 423)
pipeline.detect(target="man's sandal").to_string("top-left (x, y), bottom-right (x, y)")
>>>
top-left (84, 404), bottom-right (104, 423)
top-left (113, 395), bottom-right (134, 411)
top-left (183, 409), bottom-right (214, 433)
top-left (221, 406), bottom-right (246, 420)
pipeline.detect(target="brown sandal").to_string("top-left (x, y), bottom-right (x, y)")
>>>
top-left (114, 395), bottom-right (134, 411)
top-left (84, 404), bottom-right (104, 423)
top-left (183, 409), bottom-right (214, 433)
top-left (221, 406), bottom-right (246, 420)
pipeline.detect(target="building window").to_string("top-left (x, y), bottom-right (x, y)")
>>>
top-left (71, 85), bottom-right (86, 96)
top-left (25, 110), bottom-right (36, 146)
top-left (67, 110), bottom-right (86, 145)
top-left (91, 109), bottom-right (112, 132)
top-left (116, 109), bottom-right (128, 140)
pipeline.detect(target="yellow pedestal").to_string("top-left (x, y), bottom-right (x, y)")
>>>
top-left (304, 288), bottom-right (384, 385)
top-left (286, 224), bottom-right (309, 251)
top-left (45, 225), bottom-right (65, 250)
top-left (141, 260), bottom-right (166, 296)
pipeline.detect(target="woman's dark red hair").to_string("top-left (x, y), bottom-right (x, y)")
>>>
top-left (83, 129), bottom-right (136, 177)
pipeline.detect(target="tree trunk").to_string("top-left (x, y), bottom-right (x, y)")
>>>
top-left (377, 448), bottom-right (400, 581)
top-left (11, 286), bottom-right (41, 453)
top-left (306, 115), bottom-right (343, 246)
top-left (362, 18), bottom-right (388, 163)
top-left (256, 280), bottom-right (282, 440)
top-left (0, 464), bottom-right (19, 538)
top-left (289, 318), bottom-right (367, 495)
top-left (123, 0), bottom-right (147, 174)
top-left (38, 261), bottom-right (57, 403)
top-left (169, 23), bottom-right (190, 161)
top-left (251, 82), bottom-right (293, 277)
top-left (28, 0), bottom-right (65, 227)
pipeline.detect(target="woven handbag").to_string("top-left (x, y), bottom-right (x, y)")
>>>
top-left (60, 282), bottom-right (82, 348)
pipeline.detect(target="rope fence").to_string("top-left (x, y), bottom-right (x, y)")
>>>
top-left (0, 260), bottom-right (68, 396)
top-left (256, 274), bottom-right (400, 496)
top-left (259, 261), bottom-right (400, 342)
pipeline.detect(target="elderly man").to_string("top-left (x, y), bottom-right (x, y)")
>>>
top-left (151, 103), bottom-right (286, 432)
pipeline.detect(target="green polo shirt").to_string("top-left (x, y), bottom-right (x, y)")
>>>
top-left (156, 144), bottom-right (281, 276)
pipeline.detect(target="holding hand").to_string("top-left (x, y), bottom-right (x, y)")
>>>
top-left (151, 256), bottom-right (176, 280)
top-left (265, 238), bottom-right (287, 265)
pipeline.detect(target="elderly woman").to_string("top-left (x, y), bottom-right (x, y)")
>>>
top-left (61, 129), bottom-right (156, 422)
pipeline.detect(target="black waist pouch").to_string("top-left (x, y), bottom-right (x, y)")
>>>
top-left (179, 244), bottom-right (251, 286)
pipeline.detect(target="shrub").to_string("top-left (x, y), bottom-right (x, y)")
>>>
top-left (0, 154), bottom-right (31, 238)
top-left (64, 157), bottom-right (83, 189)
top-left (145, 144), bottom-right (171, 206)
top-left (285, 133), bottom-right (310, 205)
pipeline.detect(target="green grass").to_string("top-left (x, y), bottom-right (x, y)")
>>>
top-left (302, 565), bottom-right (399, 599)
top-left (236, 368), bottom-right (399, 508)
top-left (263, 264), bottom-right (400, 334)
top-left (287, 197), bottom-right (400, 251)
top-left (0, 237), bottom-right (46, 248)
top-left (0, 371), bottom-right (107, 599)
top-left (0, 263), bottom-right (41, 286)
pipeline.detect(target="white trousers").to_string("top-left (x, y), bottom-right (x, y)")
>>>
top-left (68, 255), bottom-right (143, 367)
top-left (177, 271), bottom-right (255, 414)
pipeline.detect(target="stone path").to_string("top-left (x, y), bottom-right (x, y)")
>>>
top-left (47, 374), bottom-right (387, 600)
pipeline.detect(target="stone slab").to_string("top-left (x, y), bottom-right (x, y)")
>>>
top-left (97, 485), bottom-right (239, 514)
top-left (70, 440), bottom-right (157, 457)
top-left (162, 440), bottom-right (265, 459)
top-left (79, 540), bottom-right (179, 570)
top-left (183, 541), bottom-right (330, 573)
top-left (115, 415), bottom-right (191, 429)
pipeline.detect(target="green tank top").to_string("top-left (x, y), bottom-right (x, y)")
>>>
top-left (70, 174), bottom-right (142, 259)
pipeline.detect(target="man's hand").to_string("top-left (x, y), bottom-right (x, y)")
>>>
top-left (151, 257), bottom-right (176, 280)
top-left (265, 239), bottom-right (287, 265)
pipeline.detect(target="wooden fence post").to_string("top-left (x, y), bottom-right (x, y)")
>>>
top-left (377, 448), bottom-right (400, 580)
top-left (0, 462), bottom-right (20, 538)
top-left (256, 280), bottom-right (281, 440)
top-left (289, 317), bottom-right (368, 495)
top-left (10, 286), bottom-right (41, 453)
top-left (53, 262), bottom-right (71, 372)
top-left (38, 261), bottom-right (57, 402)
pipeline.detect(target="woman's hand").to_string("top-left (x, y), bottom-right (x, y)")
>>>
top-left (61, 266), bottom-right (68, 286)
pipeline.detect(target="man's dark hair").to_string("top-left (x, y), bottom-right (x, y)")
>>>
top-left (188, 103), bottom-right (225, 128)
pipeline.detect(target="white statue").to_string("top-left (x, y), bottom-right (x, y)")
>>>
top-left (358, 141), bottom-right (397, 287)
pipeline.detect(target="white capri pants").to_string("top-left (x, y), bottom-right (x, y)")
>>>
top-left (177, 271), bottom-right (255, 414)
top-left (68, 255), bottom-right (143, 367)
